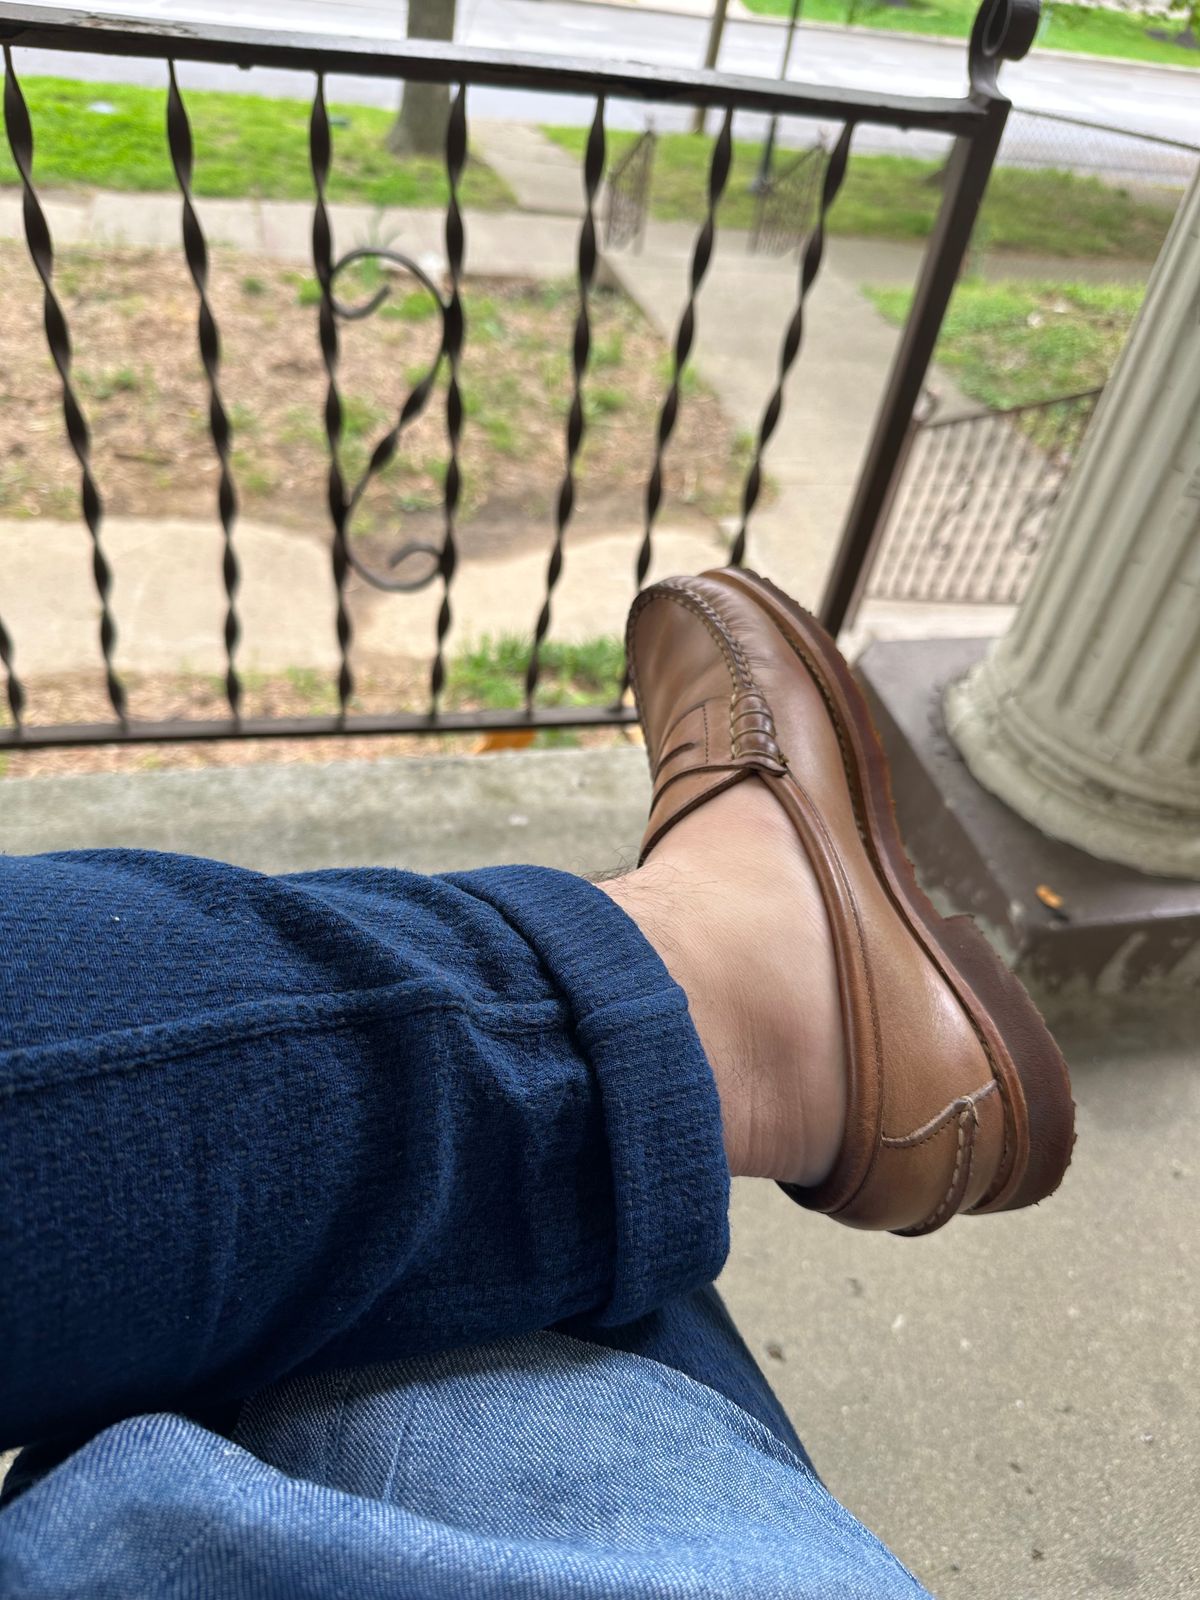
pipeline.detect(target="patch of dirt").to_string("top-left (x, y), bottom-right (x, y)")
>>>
top-left (0, 665), bottom-right (636, 780)
top-left (0, 244), bottom-right (754, 563)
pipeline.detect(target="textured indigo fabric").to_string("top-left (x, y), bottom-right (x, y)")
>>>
top-left (0, 848), bottom-right (929, 1598)
top-left (0, 851), bottom-right (729, 1447)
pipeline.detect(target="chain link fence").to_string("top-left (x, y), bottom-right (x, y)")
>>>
top-left (976, 107), bottom-right (1200, 283)
top-left (1000, 106), bottom-right (1198, 192)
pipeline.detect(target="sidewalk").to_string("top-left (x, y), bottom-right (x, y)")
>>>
top-left (0, 513), bottom-right (722, 677)
top-left (0, 143), bottom-right (975, 648)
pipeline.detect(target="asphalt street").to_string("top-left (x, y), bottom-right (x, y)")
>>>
top-left (7, 0), bottom-right (1198, 178)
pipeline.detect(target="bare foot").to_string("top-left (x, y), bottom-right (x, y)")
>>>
top-left (601, 777), bottom-right (846, 1187)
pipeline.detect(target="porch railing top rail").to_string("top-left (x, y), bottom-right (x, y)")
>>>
top-left (0, 0), bottom-right (1016, 130)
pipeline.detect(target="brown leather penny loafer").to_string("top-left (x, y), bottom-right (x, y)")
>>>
top-left (627, 568), bottom-right (1075, 1235)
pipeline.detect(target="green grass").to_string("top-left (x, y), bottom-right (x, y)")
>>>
top-left (866, 278), bottom-right (1142, 410)
top-left (544, 128), bottom-right (1176, 261)
top-left (383, 288), bottom-right (442, 323)
top-left (592, 330), bottom-right (625, 369)
top-left (77, 364), bottom-right (145, 401)
top-left (0, 77), bottom-right (515, 209)
top-left (740, 0), bottom-right (1200, 69)
top-left (448, 634), bottom-right (625, 710)
top-left (585, 385), bottom-right (626, 420)
top-left (283, 664), bottom-right (339, 713)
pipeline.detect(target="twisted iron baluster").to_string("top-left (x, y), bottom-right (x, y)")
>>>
top-left (0, 613), bottom-right (24, 733)
top-left (310, 72), bottom-right (354, 719)
top-left (634, 110), bottom-right (732, 596)
top-left (729, 125), bottom-right (853, 569)
top-left (3, 45), bottom-right (125, 725)
top-left (525, 97), bottom-right (606, 713)
top-left (428, 85), bottom-right (467, 711)
top-left (166, 62), bottom-right (242, 721)
top-left (615, 108), bottom-right (732, 705)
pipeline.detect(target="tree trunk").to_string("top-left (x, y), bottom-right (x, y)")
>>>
top-left (388, 0), bottom-right (456, 158)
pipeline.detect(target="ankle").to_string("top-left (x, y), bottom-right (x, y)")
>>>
top-left (598, 861), bottom-right (747, 1173)
top-left (599, 815), bottom-right (845, 1187)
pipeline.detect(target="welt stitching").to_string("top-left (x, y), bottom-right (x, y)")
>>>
top-left (919, 1109), bottom-right (974, 1232)
top-left (765, 597), bottom-right (1015, 1170)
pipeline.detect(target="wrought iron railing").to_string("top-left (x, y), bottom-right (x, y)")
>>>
top-left (0, 0), bottom-right (1039, 750)
top-left (865, 387), bottom-right (1103, 609)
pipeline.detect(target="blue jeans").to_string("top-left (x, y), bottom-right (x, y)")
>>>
top-left (0, 850), bottom-right (928, 1597)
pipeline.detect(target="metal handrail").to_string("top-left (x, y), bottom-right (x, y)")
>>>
top-left (0, 2), bottom-right (994, 130)
top-left (921, 386), bottom-right (1105, 430)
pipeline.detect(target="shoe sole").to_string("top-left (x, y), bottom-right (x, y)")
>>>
top-left (718, 567), bottom-right (1076, 1215)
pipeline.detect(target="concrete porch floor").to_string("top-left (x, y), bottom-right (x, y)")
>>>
top-left (1, 746), bottom-right (1195, 1600)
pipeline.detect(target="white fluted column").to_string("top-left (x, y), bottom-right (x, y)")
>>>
top-left (945, 168), bottom-right (1200, 880)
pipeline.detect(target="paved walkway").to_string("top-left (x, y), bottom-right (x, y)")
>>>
top-left (0, 147), bottom-right (1001, 672)
top-left (0, 514), bottom-right (722, 677)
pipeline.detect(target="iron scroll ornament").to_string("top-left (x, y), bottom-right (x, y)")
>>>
top-left (968, 0), bottom-right (1041, 97)
top-left (320, 245), bottom-right (451, 595)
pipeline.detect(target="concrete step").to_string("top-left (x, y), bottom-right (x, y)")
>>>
top-left (0, 745), bottom-right (651, 875)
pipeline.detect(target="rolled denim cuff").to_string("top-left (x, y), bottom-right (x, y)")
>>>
top-left (448, 865), bottom-right (730, 1325)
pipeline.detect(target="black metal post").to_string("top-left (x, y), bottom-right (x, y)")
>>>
top-left (0, 704), bottom-right (641, 751)
top-left (818, 105), bottom-right (1009, 635)
top-left (752, 0), bottom-right (803, 195)
top-left (692, 0), bottom-right (732, 136)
